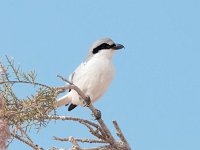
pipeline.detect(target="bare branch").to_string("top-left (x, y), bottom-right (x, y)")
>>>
top-left (69, 136), bottom-right (81, 150)
top-left (46, 115), bottom-right (104, 139)
top-left (113, 120), bottom-right (131, 150)
top-left (46, 115), bottom-right (100, 129)
top-left (15, 124), bottom-right (34, 144)
top-left (0, 58), bottom-right (131, 150)
top-left (11, 133), bottom-right (43, 150)
top-left (57, 75), bottom-right (73, 85)
top-left (0, 80), bottom-right (52, 89)
top-left (113, 120), bottom-right (128, 143)
top-left (54, 136), bottom-right (107, 144)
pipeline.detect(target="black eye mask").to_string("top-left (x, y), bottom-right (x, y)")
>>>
top-left (92, 43), bottom-right (116, 54)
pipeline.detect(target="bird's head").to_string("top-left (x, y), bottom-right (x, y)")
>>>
top-left (87, 38), bottom-right (124, 59)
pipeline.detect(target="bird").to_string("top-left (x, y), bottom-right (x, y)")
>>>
top-left (55, 38), bottom-right (124, 111)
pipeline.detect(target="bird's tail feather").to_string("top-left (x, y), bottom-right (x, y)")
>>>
top-left (55, 94), bottom-right (71, 108)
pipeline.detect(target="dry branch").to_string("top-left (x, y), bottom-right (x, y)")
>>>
top-left (0, 57), bottom-right (131, 150)
top-left (12, 133), bottom-right (43, 150)
top-left (54, 136), bottom-right (107, 144)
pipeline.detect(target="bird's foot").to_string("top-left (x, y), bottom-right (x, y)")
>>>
top-left (82, 96), bottom-right (101, 120)
top-left (92, 109), bottom-right (101, 120)
top-left (83, 96), bottom-right (91, 107)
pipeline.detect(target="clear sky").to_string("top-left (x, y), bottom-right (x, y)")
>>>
top-left (0, 0), bottom-right (200, 150)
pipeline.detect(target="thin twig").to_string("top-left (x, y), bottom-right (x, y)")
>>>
top-left (68, 136), bottom-right (81, 150)
top-left (113, 120), bottom-right (131, 150)
top-left (113, 121), bottom-right (127, 143)
top-left (53, 136), bottom-right (107, 144)
top-left (0, 80), bottom-right (52, 89)
top-left (46, 115), bottom-right (99, 129)
top-left (57, 75), bottom-right (73, 84)
top-left (0, 61), bottom-right (9, 81)
top-left (6, 55), bottom-right (20, 81)
top-left (16, 124), bottom-right (33, 143)
top-left (82, 122), bottom-right (104, 140)
top-left (88, 104), bottom-right (115, 144)
top-left (45, 115), bottom-right (104, 139)
top-left (11, 133), bottom-right (43, 150)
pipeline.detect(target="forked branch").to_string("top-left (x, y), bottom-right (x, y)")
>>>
top-left (0, 57), bottom-right (130, 150)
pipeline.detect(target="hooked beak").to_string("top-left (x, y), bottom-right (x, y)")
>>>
top-left (112, 44), bottom-right (124, 50)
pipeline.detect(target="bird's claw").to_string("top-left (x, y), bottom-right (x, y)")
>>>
top-left (92, 109), bottom-right (101, 120)
top-left (82, 96), bottom-right (101, 120)
top-left (83, 96), bottom-right (91, 107)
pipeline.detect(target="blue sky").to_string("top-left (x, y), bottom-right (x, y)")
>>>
top-left (0, 0), bottom-right (200, 150)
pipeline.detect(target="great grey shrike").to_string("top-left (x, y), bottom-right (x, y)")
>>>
top-left (55, 38), bottom-right (124, 111)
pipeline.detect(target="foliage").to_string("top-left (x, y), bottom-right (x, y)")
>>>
top-left (0, 57), bottom-right (130, 150)
top-left (0, 56), bottom-right (57, 131)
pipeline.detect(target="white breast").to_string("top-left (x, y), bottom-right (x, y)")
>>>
top-left (70, 56), bottom-right (115, 105)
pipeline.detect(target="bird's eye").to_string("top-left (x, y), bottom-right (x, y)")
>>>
top-left (109, 44), bottom-right (116, 48)
top-left (92, 43), bottom-right (114, 54)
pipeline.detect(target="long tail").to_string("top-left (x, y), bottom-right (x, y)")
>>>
top-left (54, 94), bottom-right (71, 108)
